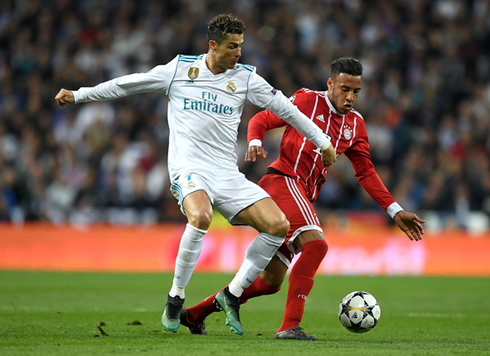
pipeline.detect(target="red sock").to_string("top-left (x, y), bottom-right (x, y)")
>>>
top-left (186, 276), bottom-right (280, 323)
top-left (278, 239), bottom-right (328, 332)
top-left (240, 274), bottom-right (280, 304)
top-left (186, 289), bottom-right (223, 324)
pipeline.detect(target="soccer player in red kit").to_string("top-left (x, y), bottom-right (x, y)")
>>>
top-left (180, 57), bottom-right (425, 340)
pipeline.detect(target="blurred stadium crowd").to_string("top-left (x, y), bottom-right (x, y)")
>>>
top-left (0, 0), bottom-right (489, 231)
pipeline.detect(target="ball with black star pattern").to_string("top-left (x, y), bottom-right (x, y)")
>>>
top-left (338, 291), bottom-right (381, 333)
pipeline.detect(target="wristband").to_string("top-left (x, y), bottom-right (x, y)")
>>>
top-left (248, 139), bottom-right (262, 148)
top-left (321, 138), bottom-right (332, 151)
top-left (386, 202), bottom-right (403, 219)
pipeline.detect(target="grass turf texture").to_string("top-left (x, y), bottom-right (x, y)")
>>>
top-left (1, 272), bottom-right (489, 355)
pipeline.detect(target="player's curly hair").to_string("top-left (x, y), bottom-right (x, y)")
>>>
top-left (330, 57), bottom-right (363, 77)
top-left (207, 14), bottom-right (245, 45)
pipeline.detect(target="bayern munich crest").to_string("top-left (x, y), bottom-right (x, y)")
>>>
top-left (343, 125), bottom-right (352, 140)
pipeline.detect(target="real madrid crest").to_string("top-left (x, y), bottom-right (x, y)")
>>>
top-left (226, 81), bottom-right (237, 93)
top-left (343, 125), bottom-right (352, 140)
top-left (188, 67), bottom-right (199, 80)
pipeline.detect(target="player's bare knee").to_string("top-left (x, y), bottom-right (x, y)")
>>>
top-left (187, 210), bottom-right (212, 230)
top-left (280, 220), bottom-right (290, 237)
top-left (276, 216), bottom-right (290, 237)
top-left (264, 215), bottom-right (289, 237)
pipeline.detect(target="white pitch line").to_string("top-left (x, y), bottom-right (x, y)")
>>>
top-left (407, 312), bottom-right (465, 318)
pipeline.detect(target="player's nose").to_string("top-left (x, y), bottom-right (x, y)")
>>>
top-left (346, 91), bottom-right (355, 102)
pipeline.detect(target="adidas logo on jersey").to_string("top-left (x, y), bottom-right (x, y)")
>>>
top-left (185, 80), bottom-right (195, 85)
top-left (316, 114), bottom-right (325, 122)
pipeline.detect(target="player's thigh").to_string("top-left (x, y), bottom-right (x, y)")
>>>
top-left (172, 173), bottom-right (214, 228)
top-left (260, 174), bottom-right (321, 232)
top-left (260, 174), bottom-right (324, 251)
top-left (213, 173), bottom-right (273, 225)
top-left (234, 197), bottom-right (289, 236)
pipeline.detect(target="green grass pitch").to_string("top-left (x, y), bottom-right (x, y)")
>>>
top-left (1, 271), bottom-right (489, 355)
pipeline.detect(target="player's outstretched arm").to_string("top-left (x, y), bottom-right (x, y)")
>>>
top-left (55, 89), bottom-right (75, 106)
top-left (393, 211), bottom-right (425, 241)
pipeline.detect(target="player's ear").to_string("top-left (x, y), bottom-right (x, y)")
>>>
top-left (327, 78), bottom-right (333, 90)
top-left (209, 40), bottom-right (218, 51)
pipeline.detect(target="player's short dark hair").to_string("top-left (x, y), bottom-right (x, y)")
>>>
top-left (207, 14), bottom-right (245, 45)
top-left (330, 57), bottom-right (363, 78)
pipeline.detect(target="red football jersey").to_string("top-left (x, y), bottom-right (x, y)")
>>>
top-left (247, 88), bottom-right (396, 210)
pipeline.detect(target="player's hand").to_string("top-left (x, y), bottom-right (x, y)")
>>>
top-left (393, 211), bottom-right (425, 241)
top-left (321, 144), bottom-right (337, 167)
top-left (245, 145), bottom-right (268, 162)
top-left (55, 89), bottom-right (75, 106)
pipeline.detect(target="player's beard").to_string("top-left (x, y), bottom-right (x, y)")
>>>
top-left (330, 87), bottom-right (341, 113)
top-left (331, 87), bottom-right (349, 115)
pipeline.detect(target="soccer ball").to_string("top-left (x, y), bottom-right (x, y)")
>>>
top-left (338, 291), bottom-right (381, 333)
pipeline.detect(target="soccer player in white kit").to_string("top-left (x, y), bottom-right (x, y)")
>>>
top-left (55, 14), bottom-right (336, 335)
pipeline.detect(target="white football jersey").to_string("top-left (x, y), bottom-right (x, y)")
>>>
top-left (73, 54), bottom-right (328, 181)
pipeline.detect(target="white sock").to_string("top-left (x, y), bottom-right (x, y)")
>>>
top-left (229, 232), bottom-right (284, 298)
top-left (228, 278), bottom-right (244, 298)
top-left (169, 223), bottom-right (207, 298)
top-left (169, 284), bottom-right (185, 298)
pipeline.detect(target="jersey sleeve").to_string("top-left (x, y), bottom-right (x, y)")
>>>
top-left (245, 69), bottom-right (277, 108)
top-left (344, 120), bottom-right (396, 211)
top-left (73, 55), bottom-right (179, 103)
top-left (247, 89), bottom-right (313, 144)
top-left (247, 110), bottom-right (288, 144)
top-left (246, 71), bottom-right (328, 149)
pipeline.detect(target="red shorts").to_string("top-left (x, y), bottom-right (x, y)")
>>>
top-left (258, 173), bottom-right (323, 264)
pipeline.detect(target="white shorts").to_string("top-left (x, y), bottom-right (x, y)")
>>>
top-left (170, 171), bottom-right (270, 225)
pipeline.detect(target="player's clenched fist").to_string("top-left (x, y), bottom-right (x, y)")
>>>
top-left (55, 89), bottom-right (75, 106)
